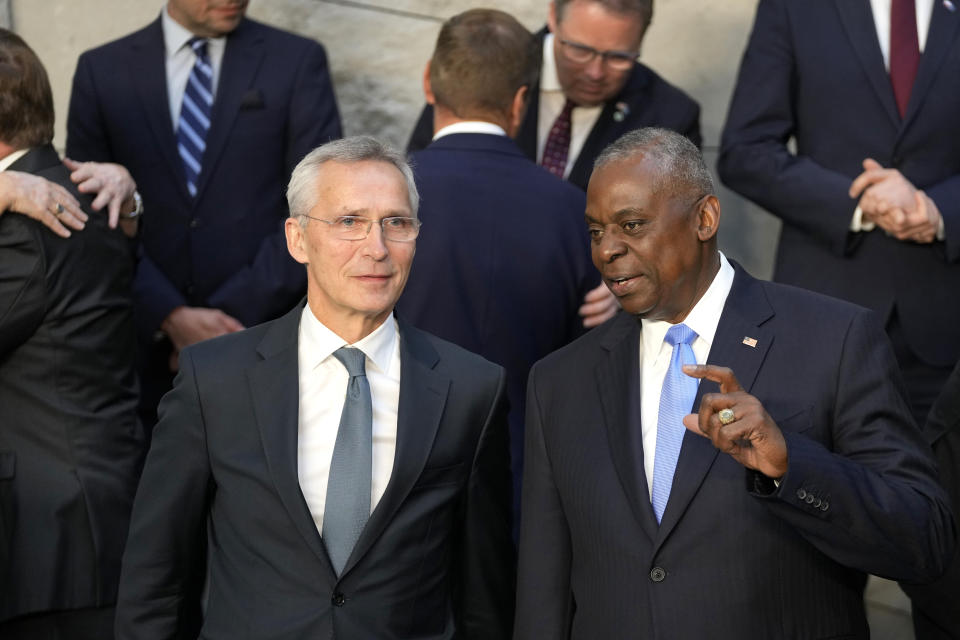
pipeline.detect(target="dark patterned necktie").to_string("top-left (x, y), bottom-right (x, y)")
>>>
top-left (541, 99), bottom-right (575, 178)
top-left (890, 0), bottom-right (920, 118)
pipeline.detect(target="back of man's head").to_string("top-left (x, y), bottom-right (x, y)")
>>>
top-left (429, 9), bottom-right (539, 123)
top-left (0, 29), bottom-right (53, 150)
top-left (555, 0), bottom-right (653, 29)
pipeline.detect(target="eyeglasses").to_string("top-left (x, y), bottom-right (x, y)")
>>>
top-left (558, 38), bottom-right (639, 71)
top-left (301, 214), bottom-right (421, 242)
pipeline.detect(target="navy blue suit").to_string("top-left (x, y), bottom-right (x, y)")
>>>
top-left (515, 264), bottom-right (954, 639)
top-left (718, 0), bottom-right (960, 417)
top-left (408, 30), bottom-right (701, 192)
top-left (66, 16), bottom-right (342, 423)
top-left (397, 133), bottom-right (598, 524)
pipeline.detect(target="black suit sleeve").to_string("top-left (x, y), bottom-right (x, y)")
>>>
top-left (116, 348), bottom-right (212, 639)
top-left (456, 367), bottom-right (516, 639)
top-left (717, 0), bottom-right (858, 258)
top-left (513, 360), bottom-right (574, 640)
top-left (407, 104), bottom-right (435, 153)
top-left (751, 309), bottom-right (955, 583)
top-left (0, 216), bottom-right (44, 358)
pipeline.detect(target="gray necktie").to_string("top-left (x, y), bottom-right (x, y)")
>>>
top-left (322, 347), bottom-right (372, 575)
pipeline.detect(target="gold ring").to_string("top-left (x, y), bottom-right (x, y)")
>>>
top-left (718, 408), bottom-right (736, 425)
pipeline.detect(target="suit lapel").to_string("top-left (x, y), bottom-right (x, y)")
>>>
top-left (195, 19), bottom-right (264, 202)
top-left (247, 303), bottom-right (335, 579)
top-left (654, 267), bottom-right (774, 549)
top-left (128, 18), bottom-right (190, 204)
top-left (340, 322), bottom-right (450, 576)
top-left (834, 0), bottom-right (901, 128)
top-left (596, 314), bottom-right (659, 542)
top-left (901, 0), bottom-right (960, 130)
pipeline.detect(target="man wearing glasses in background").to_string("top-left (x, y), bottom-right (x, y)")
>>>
top-left (115, 137), bottom-right (515, 639)
top-left (408, 0), bottom-right (700, 329)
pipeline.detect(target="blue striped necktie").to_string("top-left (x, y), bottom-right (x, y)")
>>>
top-left (177, 37), bottom-right (213, 198)
top-left (651, 323), bottom-right (698, 524)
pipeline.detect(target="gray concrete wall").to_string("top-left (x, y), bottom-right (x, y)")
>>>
top-left (9, 0), bottom-right (780, 279)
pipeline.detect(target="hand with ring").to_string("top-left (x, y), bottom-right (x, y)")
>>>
top-left (681, 364), bottom-right (788, 480)
top-left (0, 170), bottom-right (87, 238)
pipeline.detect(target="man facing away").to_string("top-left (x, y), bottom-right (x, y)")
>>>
top-left (514, 128), bottom-right (954, 639)
top-left (67, 0), bottom-right (343, 427)
top-left (116, 137), bottom-right (515, 639)
top-left (397, 8), bottom-right (601, 532)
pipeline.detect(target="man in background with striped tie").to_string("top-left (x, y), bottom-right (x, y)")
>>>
top-left (67, 0), bottom-right (342, 429)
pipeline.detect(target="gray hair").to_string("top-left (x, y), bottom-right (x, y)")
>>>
top-left (594, 127), bottom-right (714, 203)
top-left (287, 136), bottom-right (419, 225)
top-left (555, 0), bottom-right (653, 29)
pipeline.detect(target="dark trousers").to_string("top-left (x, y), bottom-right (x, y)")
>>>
top-left (0, 606), bottom-right (115, 640)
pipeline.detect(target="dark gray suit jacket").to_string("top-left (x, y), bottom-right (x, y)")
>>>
top-left (0, 145), bottom-right (142, 621)
top-left (116, 303), bottom-right (515, 639)
top-left (515, 265), bottom-right (953, 639)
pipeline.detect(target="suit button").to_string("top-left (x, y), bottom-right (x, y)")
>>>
top-left (332, 592), bottom-right (345, 606)
top-left (189, 218), bottom-right (200, 229)
top-left (649, 567), bottom-right (666, 583)
top-left (821, 501), bottom-right (829, 511)
top-left (805, 494), bottom-right (815, 504)
top-left (813, 498), bottom-right (822, 507)
top-left (186, 284), bottom-right (196, 296)
top-left (797, 488), bottom-right (807, 500)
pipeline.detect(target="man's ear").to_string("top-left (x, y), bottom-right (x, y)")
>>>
top-left (507, 85), bottom-right (529, 138)
top-left (285, 217), bottom-right (309, 265)
top-left (423, 60), bottom-right (435, 105)
top-left (547, 0), bottom-right (559, 33)
top-left (697, 195), bottom-right (720, 242)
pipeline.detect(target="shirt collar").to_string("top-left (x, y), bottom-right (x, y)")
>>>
top-left (161, 4), bottom-right (228, 58)
top-left (641, 252), bottom-right (736, 356)
top-left (541, 33), bottom-right (562, 93)
top-left (299, 304), bottom-right (398, 375)
top-left (0, 148), bottom-right (30, 172)
top-left (433, 121), bottom-right (507, 141)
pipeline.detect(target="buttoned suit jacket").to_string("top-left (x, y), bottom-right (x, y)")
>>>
top-left (115, 302), bottom-right (515, 639)
top-left (718, 0), bottom-right (960, 368)
top-left (66, 16), bottom-right (342, 419)
top-left (514, 264), bottom-right (954, 639)
top-left (397, 132), bottom-right (598, 521)
top-left (0, 145), bottom-right (143, 622)
top-left (407, 29), bottom-right (701, 191)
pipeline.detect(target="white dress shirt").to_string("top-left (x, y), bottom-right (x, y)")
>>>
top-left (296, 305), bottom-right (400, 534)
top-left (639, 253), bottom-right (735, 496)
top-left (433, 121), bottom-right (507, 140)
top-left (0, 148), bottom-right (30, 172)
top-left (537, 34), bottom-right (603, 178)
top-left (162, 5), bottom-right (228, 129)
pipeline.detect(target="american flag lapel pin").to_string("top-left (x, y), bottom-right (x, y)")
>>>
top-left (742, 336), bottom-right (758, 348)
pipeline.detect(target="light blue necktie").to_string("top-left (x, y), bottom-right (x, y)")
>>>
top-left (651, 324), bottom-right (698, 524)
top-left (177, 37), bottom-right (213, 198)
top-left (322, 347), bottom-right (372, 575)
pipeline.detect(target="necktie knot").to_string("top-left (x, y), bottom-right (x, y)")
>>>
top-left (665, 323), bottom-right (697, 348)
top-left (188, 36), bottom-right (209, 58)
top-left (333, 347), bottom-right (367, 378)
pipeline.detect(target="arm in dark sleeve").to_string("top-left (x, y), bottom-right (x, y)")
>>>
top-left (458, 367), bottom-right (516, 640)
top-left (206, 41), bottom-right (339, 325)
top-left (115, 347), bottom-right (212, 639)
top-left (751, 309), bottom-right (955, 583)
top-left (925, 177), bottom-right (960, 263)
top-left (513, 362), bottom-right (573, 640)
top-left (407, 104), bottom-right (435, 153)
top-left (66, 52), bottom-right (114, 163)
top-left (717, 0), bottom-right (858, 257)
top-left (0, 217), bottom-right (44, 358)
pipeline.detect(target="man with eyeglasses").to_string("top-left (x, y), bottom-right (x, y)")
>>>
top-left (408, 0), bottom-right (701, 193)
top-left (115, 137), bottom-right (516, 639)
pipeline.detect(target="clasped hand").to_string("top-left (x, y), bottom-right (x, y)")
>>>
top-left (849, 158), bottom-right (941, 243)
